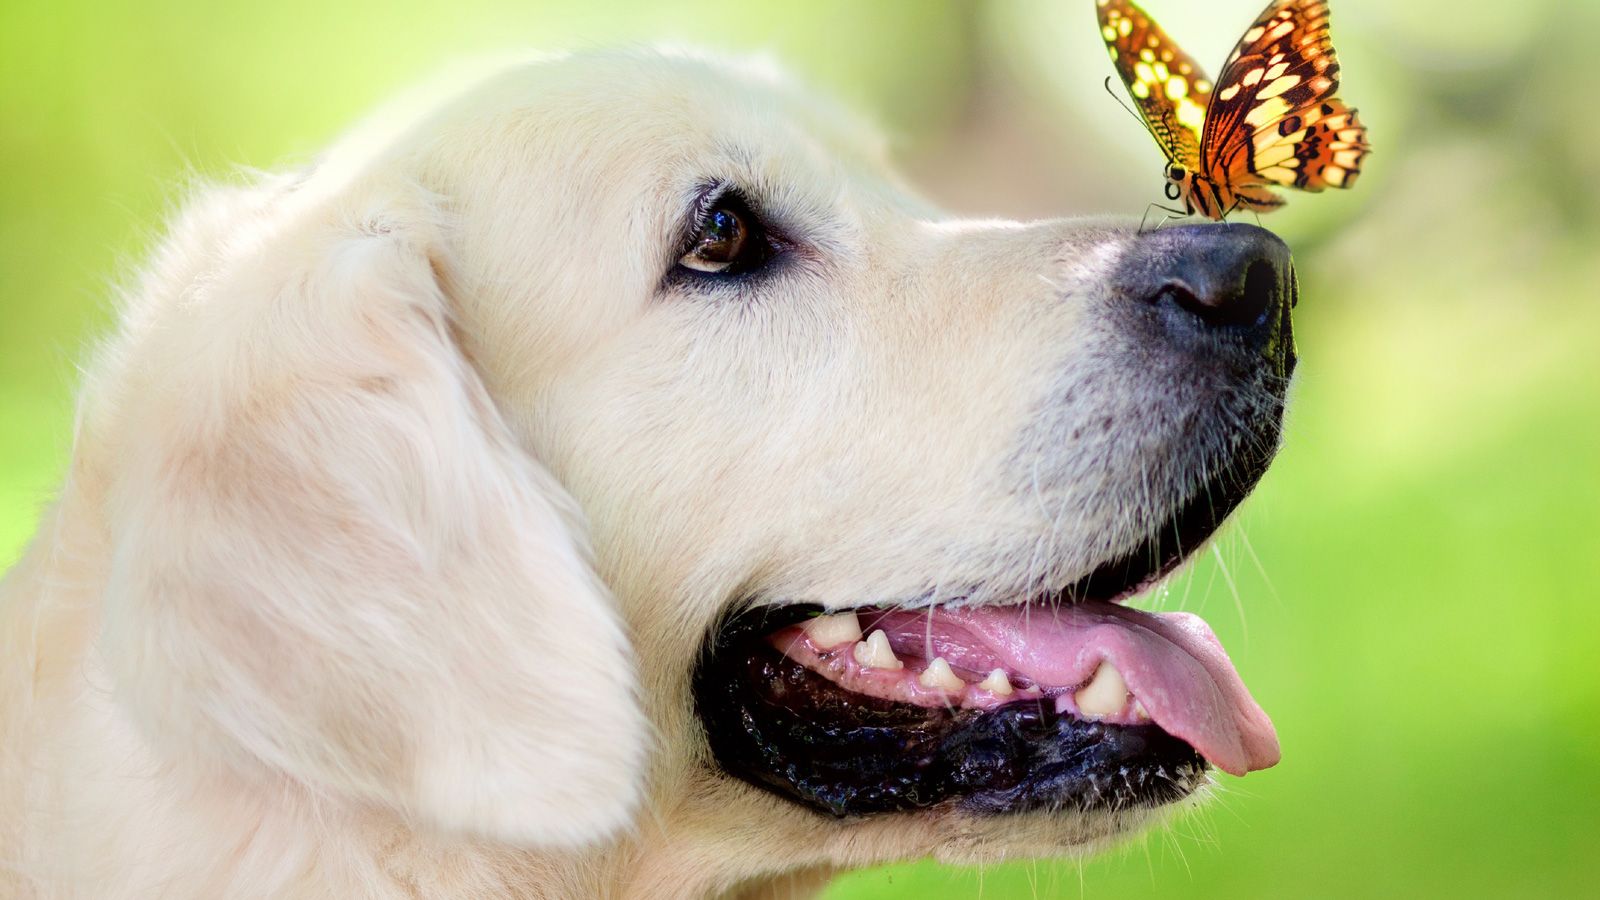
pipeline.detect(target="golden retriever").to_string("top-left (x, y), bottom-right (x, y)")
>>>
top-left (0, 48), bottom-right (1292, 899)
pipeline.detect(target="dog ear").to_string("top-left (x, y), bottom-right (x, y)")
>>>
top-left (95, 175), bottom-right (646, 847)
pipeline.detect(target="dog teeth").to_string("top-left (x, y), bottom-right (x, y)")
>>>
top-left (1132, 698), bottom-right (1150, 722)
top-left (801, 611), bottom-right (863, 649)
top-left (978, 668), bottom-right (1014, 696)
top-left (1074, 660), bottom-right (1129, 719)
top-left (852, 630), bottom-right (903, 670)
top-left (917, 656), bottom-right (965, 691)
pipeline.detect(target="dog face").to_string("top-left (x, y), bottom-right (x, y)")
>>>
top-left (404, 51), bottom-right (1292, 875)
top-left (50, 48), bottom-right (1293, 895)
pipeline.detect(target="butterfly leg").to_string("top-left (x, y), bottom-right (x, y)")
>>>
top-left (1138, 202), bottom-right (1189, 235)
top-left (1220, 199), bottom-right (1273, 229)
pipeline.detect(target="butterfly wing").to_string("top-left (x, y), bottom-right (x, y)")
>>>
top-left (1199, 0), bottom-right (1370, 194)
top-left (1252, 97), bottom-right (1369, 191)
top-left (1096, 0), bottom-right (1213, 171)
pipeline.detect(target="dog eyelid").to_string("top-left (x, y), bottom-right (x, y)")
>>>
top-left (671, 184), bottom-right (779, 281)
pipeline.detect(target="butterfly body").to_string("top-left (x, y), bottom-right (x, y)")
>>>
top-left (1165, 162), bottom-right (1282, 221)
top-left (1098, 0), bottom-right (1370, 220)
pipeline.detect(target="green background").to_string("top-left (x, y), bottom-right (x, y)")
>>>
top-left (3, 1), bottom-right (1597, 896)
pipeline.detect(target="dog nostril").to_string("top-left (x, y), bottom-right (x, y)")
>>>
top-left (1156, 281), bottom-right (1204, 317)
top-left (1124, 224), bottom-right (1292, 345)
top-left (1237, 259), bottom-right (1278, 327)
top-left (1165, 258), bottom-right (1278, 329)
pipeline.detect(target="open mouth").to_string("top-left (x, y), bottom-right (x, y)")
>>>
top-left (694, 424), bottom-right (1284, 819)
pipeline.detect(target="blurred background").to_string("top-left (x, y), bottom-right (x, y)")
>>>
top-left (3, 1), bottom-right (1597, 896)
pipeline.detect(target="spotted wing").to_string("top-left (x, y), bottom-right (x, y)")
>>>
top-left (1199, 0), bottom-right (1371, 193)
top-left (1096, 0), bottom-right (1213, 170)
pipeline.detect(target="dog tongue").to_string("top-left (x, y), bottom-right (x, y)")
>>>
top-left (873, 602), bottom-right (1280, 776)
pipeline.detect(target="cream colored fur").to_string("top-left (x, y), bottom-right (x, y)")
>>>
top-left (1, 49), bottom-right (1226, 898)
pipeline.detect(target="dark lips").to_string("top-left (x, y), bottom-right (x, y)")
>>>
top-left (695, 620), bottom-right (1206, 817)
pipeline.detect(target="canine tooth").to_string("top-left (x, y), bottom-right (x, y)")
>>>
top-left (1074, 660), bottom-right (1129, 719)
top-left (918, 657), bottom-right (964, 691)
top-left (802, 612), bottom-right (863, 649)
top-left (852, 630), bottom-right (903, 670)
top-left (978, 668), bottom-right (1014, 696)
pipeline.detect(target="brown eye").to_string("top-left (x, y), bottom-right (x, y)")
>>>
top-left (677, 192), bottom-right (773, 276)
top-left (681, 208), bottom-right (747, 272)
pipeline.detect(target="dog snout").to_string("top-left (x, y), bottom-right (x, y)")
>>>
top-left (1120, 223), bottom-right (1295, 353)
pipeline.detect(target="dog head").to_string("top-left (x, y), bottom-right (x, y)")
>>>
top-left (87, 48), bottom-right (1293, 892)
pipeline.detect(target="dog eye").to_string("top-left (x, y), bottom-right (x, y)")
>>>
top-left (678, 193), bottom-right (772, 276)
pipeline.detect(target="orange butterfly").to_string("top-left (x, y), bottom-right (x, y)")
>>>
top-left (1097, 0), bottom-right (1370, 220)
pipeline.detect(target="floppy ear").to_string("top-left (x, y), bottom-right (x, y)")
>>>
top-left (95, 175), bottom-right (645, 847)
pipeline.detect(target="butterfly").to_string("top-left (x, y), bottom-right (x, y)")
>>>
top-left (1097, 0), bottom-right (1370, 220)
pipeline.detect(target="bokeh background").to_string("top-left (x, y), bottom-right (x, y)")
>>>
top-left (3, 1), bottom-right (1597, 896)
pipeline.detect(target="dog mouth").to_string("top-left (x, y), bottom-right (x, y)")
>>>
top-left (694, 431), bottom-right (1283, 820)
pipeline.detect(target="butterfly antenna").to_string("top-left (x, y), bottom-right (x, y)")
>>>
top-left (1103, 76), bottom-right (1157, 139)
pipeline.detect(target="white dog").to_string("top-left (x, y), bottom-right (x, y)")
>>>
top-left (0, 49), bottom-right (1294, 898)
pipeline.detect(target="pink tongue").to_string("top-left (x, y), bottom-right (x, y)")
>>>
top-left (868, 602), bottom-right (1280, 776)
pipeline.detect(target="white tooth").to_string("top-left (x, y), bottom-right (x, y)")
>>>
top-left (802, 611), bottom-right (863, 649)
top-left (1132, 698), bottom-right (1151, 722)
top-left (979, 668), bottom-right (1014, 696)
top-left (918, 657), bottom-right (965, 691)
top-left (1074, 660), bottom-right (1129, 719)
top-left (852, 630), bottom-right (903, 670)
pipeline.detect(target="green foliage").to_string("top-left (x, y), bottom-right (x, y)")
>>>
top-left (3, 2), bottom-right (1596, 897)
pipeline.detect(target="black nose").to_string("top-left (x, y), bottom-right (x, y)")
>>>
top-left (1125, 223), bottom-right (1295, 337)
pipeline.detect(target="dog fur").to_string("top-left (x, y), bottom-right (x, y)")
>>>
top-left (0, 49), bottom-right (1280, 898)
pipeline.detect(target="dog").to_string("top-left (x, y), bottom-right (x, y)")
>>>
top-left (0, 48), bottom-right (1293, 898)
